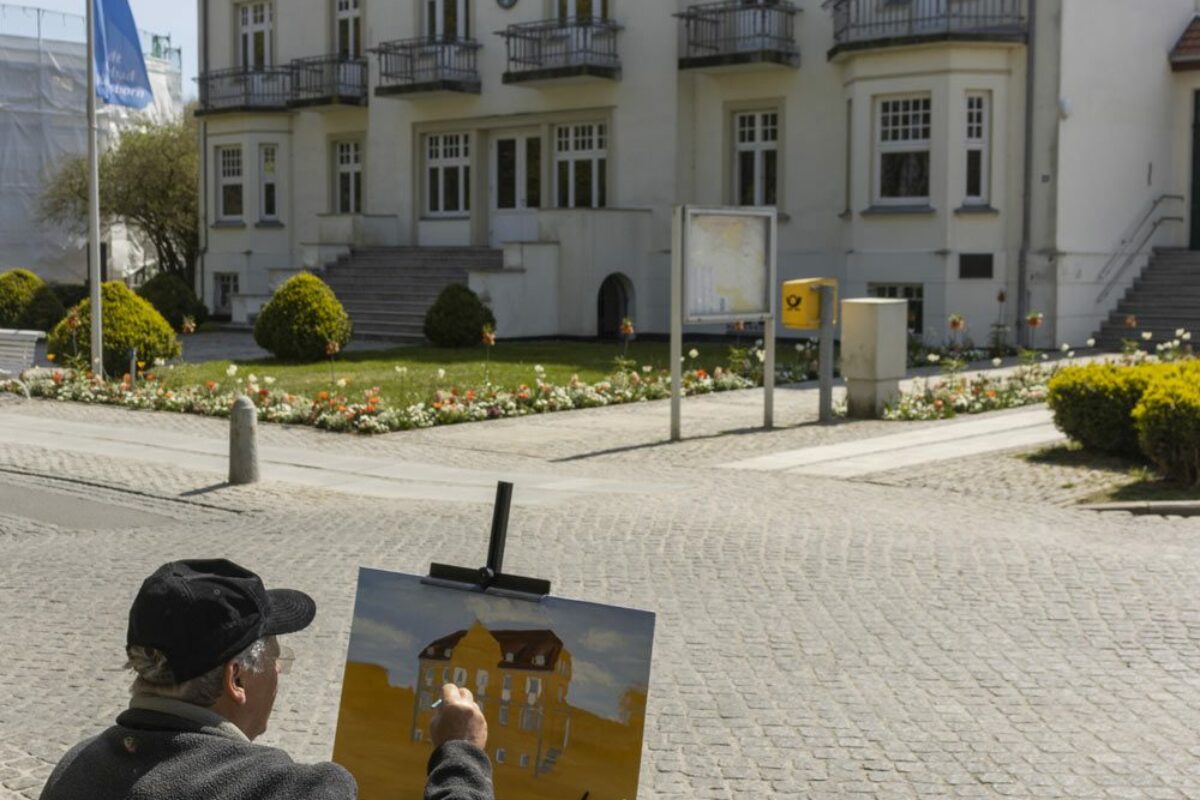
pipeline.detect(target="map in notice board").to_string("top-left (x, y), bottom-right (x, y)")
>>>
top-left (683, 211), bottom-right (772, 322)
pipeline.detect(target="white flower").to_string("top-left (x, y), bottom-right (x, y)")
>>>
top-left (688, 348), bottom-right (699, 359)
top-left (755, 339), bottom-right (764, 348)
top-left (1177, 328), bottom-right (1186, 338)
top-left (755, 349), bottom-right (765, 363)
top-left (992, 357), bottom-right (1003, 368)
top-left (225, 365), bottom-right (238, 377)
top-left (795, 343), bottom-right (805, 353)
top-left (395, 366), bottom-right (408, 376)
top-left (1041, 353), bottom-right (1049, 360)
top-left (437, 369), bottom-right (446, 380)
top-left (1173, 339), bottom-right (1182, 349)
top-left (1185, 333), bottom-right (1193, 342)
top-left (153, 358), bottom-right (166, 367)
top-left (1068, 351), bottom-right (1076, 358)
top-left (1086, 338), bottom-right (1096, 348)
top-left (248, 374), bottom-right (258, 384)
top-left (1142, 331), bottom-right (1153, 341)
top-left (534, 364), bottom-right (545, 374)
top-left (264, 376), bottom-right (276, 385)
top-left (927, 353), bottom-right (941, 364)
top-left (1060, 343), bottom-right (1070, 353)
top-left (336, 378), bottom-right (347, 388)
top-left (642, 365), bottom-right (652, 374)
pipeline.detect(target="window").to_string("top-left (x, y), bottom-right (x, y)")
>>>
top-left (218, 146), bottom-right (244, 220)
top-left (413, 730), bottom-right (424, 742)
top-left (532, 654), bottom-right (545, 667)
top-left (502, 675), bottom-right (512, 690)
top-left (334, 140), bottom-right (362, 215)
top-left (965, 92), bottom-right (990, 205)
top-left (260, 144), bottom-right (278, 221)
top-left (734, 111), bottom-right (778, 207)
top-left (495, 748), bottom-right (506, 764)
top-left (452, 667), bottom-right (467, 686)
top-left (519, 753), bottom-right (530, 768)
top-left (959, 253), bottom-right (994, 280)
top-left (213, 273), bottom-right (239, 316)
top-left (498, 705), bottom-right (509, 726)
top-left (238, 2), bottom-right (273, 69)
top-left (337, 0), bottom-right (362, 59)
top-left (426, 0), bottom-right (469, 40)
top-left (869, 284), bottom-right (924, 333)
top-left (520, 708), bottom-right (539, 731)
top-left (526, 677), bottom-right (542, 697)
top-left (424, 668), bottom-right (434, 687)
top-left (475, 670), bottom-right (489, 694)
top-left (557, 0), bottom-right (609, 20)
top-left (876, 96), bottom-right (931, 204)
top-left (426, 133), bottom-right (471, 216)
top-left (555, 123), bottom-right (607, 209)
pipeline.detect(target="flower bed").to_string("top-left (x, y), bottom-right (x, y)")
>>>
top-left (4, 363), bottom-right (754, 435)
top-left (884, 356), bottom-right (1056, 421)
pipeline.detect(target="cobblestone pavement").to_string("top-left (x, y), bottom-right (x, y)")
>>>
top-left (1, 397), bottom-right (1199, 799)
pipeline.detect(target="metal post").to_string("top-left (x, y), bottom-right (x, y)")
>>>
top-left (229, 396), bottom-right (260, 485)
top-left (486, 482), bottom-right (514, 577)
top-left (86, 0), bottom-right (103, 377)
top-left (764, 321), bottom-right (775, 430)
top-left (818, 285), bottom-right (835, 424)
top-left (670, 207), bottom-right (684, 442)
top-left (128, 348), bottom-right (137, 384)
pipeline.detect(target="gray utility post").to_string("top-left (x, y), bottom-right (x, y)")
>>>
top-left (818, 285), bottom-right (835, 424)
top-left (229, 396), bottom-right (260, 485)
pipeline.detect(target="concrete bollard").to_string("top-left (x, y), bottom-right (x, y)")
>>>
top-left (229, 396), bottom-right (260, 485)
top-left (841, 299), bottom-right (908, 419)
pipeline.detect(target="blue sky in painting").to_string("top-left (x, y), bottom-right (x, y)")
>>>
top-left (345, 568), bottom-right (656, 721)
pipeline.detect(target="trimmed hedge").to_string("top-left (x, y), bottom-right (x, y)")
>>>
top-left (138, 272), bottom-right (208, 331)
top-left (48, 281), bottom-right (180, 375)
top-left (1135, 374), bottom-right (1200, 487)
top-left (0, 269), bottom-right (67, 332)
top-left (254, 273), bottom-right (352, 362)
top-left (1047, 363), bottom-right (1175, 458)
top-left (423, 283), bottom-right (496, 348)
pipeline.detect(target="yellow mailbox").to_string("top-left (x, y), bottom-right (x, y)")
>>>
top-left (782, 278), bottom-right (838, 329)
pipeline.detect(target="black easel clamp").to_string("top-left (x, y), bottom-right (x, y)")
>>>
top-left (426, 482), bottom-right (551, 601)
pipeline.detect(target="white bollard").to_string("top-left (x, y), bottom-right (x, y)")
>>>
top-left (229, 396), bottom-right (260, 485)
top-left (841, 299), bottom-right (908, 419)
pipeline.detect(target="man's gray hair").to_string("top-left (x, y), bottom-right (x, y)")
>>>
top-left (126, 639), bottom-right (269, 707)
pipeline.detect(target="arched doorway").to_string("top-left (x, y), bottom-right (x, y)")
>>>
top-left (596, 273), bottom-right (633, 339)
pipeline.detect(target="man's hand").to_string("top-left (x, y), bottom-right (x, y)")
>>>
top-left (430, 684), bottom-right (488, 752)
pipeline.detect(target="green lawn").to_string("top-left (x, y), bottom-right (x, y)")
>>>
top-left (159, 339), bottom-right (778, 406)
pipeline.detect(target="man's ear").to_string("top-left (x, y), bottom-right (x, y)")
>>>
top-left (224, 661), bottom-right (248, 705)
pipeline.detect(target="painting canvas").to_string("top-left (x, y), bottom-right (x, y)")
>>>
top-left (332, 568), bottom-right (656, 800)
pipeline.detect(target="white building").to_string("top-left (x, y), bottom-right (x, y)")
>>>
top-left (0, 3), bottom-right (184, 285)
top-left (195, 0), bottom-right (1200, 347)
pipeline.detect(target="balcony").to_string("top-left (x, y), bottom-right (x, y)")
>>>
top-left (375, 37), bottom-right (482, 97)
top-left (826, 0), bottom-right (1027, 58)
top-left (677, 1), bottom-right (799, 72)
top-left (291, 55), bottom-right (369, 107)
top-left (196, 67), bottom-right (292, 115)
top-left (499, 17), bottom-right (622, 85)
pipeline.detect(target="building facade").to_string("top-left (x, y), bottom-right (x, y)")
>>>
top-left (196, 0), bottom-right (1200, 347)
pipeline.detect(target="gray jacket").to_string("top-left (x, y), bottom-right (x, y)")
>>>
top-left (40, 698), bottom-right (493, 800)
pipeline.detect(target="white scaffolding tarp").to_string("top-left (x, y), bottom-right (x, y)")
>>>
top-left (0, 4), bottom-right (183, 284)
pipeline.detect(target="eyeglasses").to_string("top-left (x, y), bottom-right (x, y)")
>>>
top-left (273, 644), bottom-right (295, 675)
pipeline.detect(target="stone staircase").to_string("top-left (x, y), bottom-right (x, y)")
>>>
top-left (1095, 248), bottom-right (1200, 350)
top-left (320, 247), bottom-right (503, 341)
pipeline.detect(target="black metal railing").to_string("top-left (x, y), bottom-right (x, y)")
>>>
top-left (677, 0), bottom-right (799, 63)
top-left (198, 66), bottom-right (292, 112)
top-left (291, 55), bottom-right (368, 104)
top-left (376, 36), bottom-right (482, 90)
top-left (500, 17), bottom-right (621, 77)
top-left (827, 0), bottom-right (1027, 46)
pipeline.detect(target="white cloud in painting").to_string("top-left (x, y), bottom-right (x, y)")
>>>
top-left (571, 658), bottom-right (619, 689)
top-left (355, 617), bottom-right (415, 651)
top-left (579, 628), bottom-right (637, 653)
top-left (462, 595), bottom-right (549, 628)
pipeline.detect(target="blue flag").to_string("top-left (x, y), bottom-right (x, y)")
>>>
top-left (93, 0), bottom-right (153, 109)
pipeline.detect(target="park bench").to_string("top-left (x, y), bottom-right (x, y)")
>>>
top-left (0, 328), bottom-right (44, 399)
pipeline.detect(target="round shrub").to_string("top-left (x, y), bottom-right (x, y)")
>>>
top-left (1134, 367), bottom-right (1200, 486)
top-left (423, 283), bottom-right (496, 348)
top-left (1047, 362), bottom-right (1175, 458)
top-left (0, 269), bottom-right (43, 327)
top-left (138, 272), bottom-right (208, 331)
top-left (48, 281), bottom-right (180, 376)
top-left (254, 273), bottom-right (352, 361)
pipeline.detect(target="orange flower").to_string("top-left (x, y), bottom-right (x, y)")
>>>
top-left (1125, 315), bottom-right (1138, 329)
top-left (465, 389), bottom-right (476, 402)
top-left (696, 369), bottom-right (709, 380)
top-left (619, 317), bottom-right (635, 337)
top-left (317, 391), bottom-right (330, 402)
top-left (481, 325), bottom-right (496, 346)
top-left (46, 353), bottom-right (56, 362)
top-left (206, 380), bottom-right (218, 391)
top-left (325, 341), bottom-right (341, 357)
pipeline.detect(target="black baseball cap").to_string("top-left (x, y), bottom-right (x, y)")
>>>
top-left (127, 559), bottom-right (316, 683)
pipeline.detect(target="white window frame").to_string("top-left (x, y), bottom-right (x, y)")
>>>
top-left (334, 140), bottom-right (363, 215)
top-left (238, 2), bottom-right (273, 70)
top-left (336, 0), bottom-right (363, 59)
top-left (426, 133), bottom-right (471, 217)
top-left (452, 666), bottom-right (467, 686)
top-left (554, 122), bottom-right (607, 209)
top-left (874, 95), bottom-right (932, 206)
top-left (733, 110), bottom-right (779, 207)
top-left (259, 144), bottom-right (278, 222)
top-left (869, 283), bottom-right (925, 334)
top-left (526, 676), bottom-right (542, 697)
top-left (426, 0), bottom-right (469, 40)
top-left (217, 145), bottom-right (244, 221)
top-left (964, 91), bottom-right (990, 206)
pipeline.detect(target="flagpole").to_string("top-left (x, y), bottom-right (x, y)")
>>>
top-left (86, 0), bottom-right (103, 377)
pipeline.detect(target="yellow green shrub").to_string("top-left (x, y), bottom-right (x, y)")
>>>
top-left (1047, 363), bottom-right (1176, 458)
top-left (1134, 371), bottom-right (1200, 486)
top-left (48, 281), bottom-right (180, 375)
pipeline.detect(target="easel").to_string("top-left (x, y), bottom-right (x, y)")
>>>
top-left (424, 482), bottom-right (551, 602)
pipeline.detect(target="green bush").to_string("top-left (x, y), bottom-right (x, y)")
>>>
top-left (423, 284), bottom-right (496, 348)
top-left (253, 273), bottom-right (352, 362)
top-left (21, 285), bottom-right (67, 331)
top-left (1047, 362), bottom-right (1176, 458)
top-left (137, 272), bottom-right (208, 331)
top-left (1135, 367), bottom-right (1200, 486)
top-left (48, 281), bottom-right (180, 376)
top-left (0, 269), bottom-right (43, 327)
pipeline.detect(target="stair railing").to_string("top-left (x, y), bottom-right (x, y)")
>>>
top-left (1095, 194), bottom-right (1185, 305)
